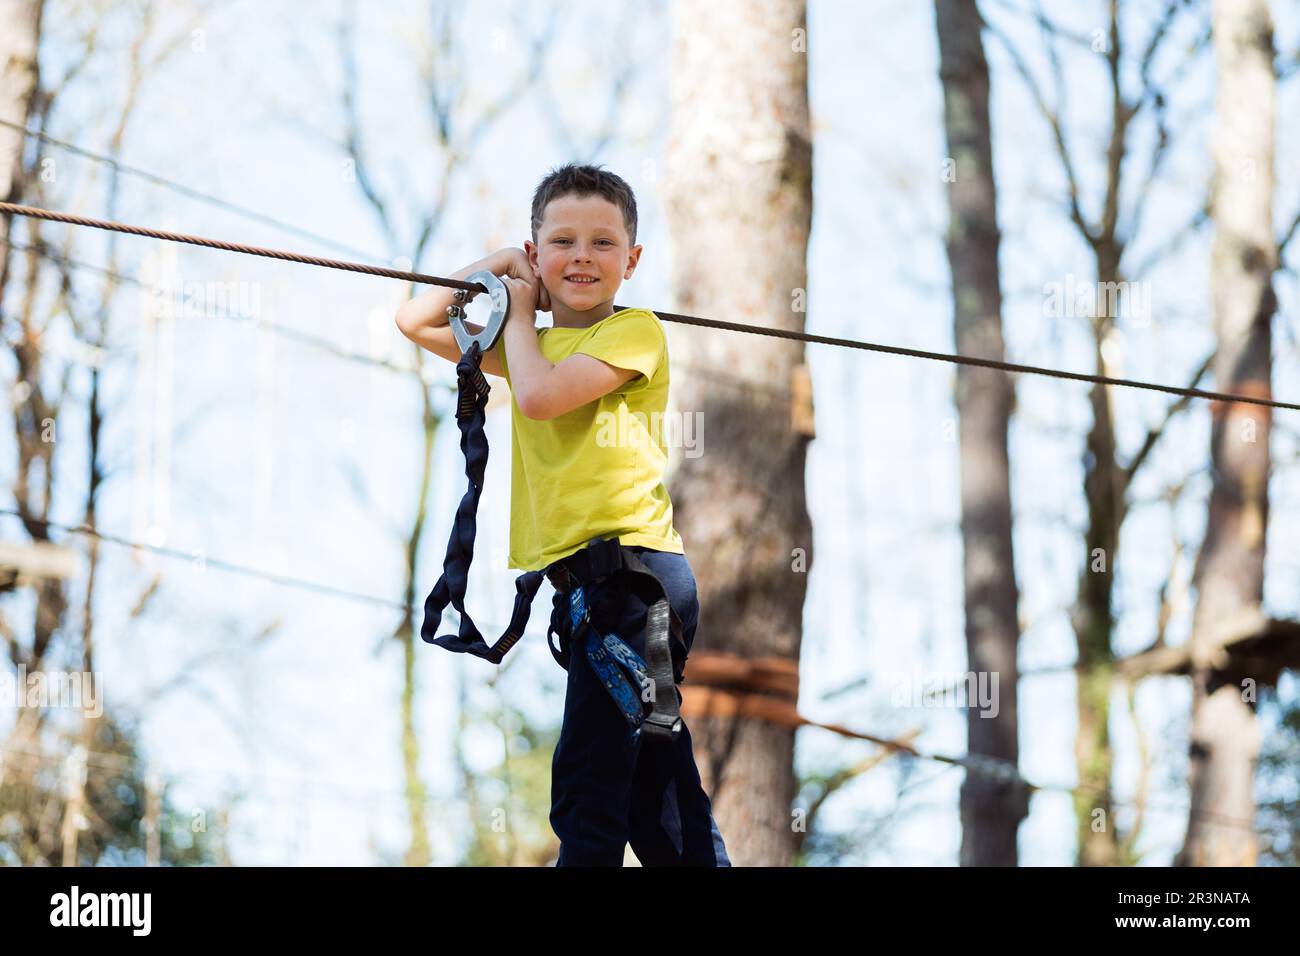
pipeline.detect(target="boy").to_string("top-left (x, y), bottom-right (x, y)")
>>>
top-left (395, 163), bottom-right (730, 867)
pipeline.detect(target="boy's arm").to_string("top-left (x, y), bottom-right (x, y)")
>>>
top-left (394, 249), bottom-right (522, 379)
top-left (520, 348), bottom-right (642, 416)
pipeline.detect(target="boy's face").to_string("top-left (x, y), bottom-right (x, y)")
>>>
top-left (526, 192), bottom-right (641, 318)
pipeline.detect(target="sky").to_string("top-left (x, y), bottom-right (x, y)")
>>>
top-left (2, 0), bottom-right (1299, 865)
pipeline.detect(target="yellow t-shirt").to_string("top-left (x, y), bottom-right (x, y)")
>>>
top-left (494, 307), bottom-right (686, 571)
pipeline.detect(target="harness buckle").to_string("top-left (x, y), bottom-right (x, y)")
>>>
top-left (641, 712), bottom-right (684, 742)
top-left (546, 564), bottom-right (574, 594)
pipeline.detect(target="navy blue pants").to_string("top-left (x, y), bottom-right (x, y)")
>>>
top-left (548, 546), bottom-right (731, 866)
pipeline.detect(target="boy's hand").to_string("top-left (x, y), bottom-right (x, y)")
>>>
top-left (501, 274), bottom-right (539, 326)
top-left (497, 248), bottom-right (550, 313)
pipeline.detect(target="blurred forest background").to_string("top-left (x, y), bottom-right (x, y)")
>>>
top-left (1, 0), bottom-right (1298, 866)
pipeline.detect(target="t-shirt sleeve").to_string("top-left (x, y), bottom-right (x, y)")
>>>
top-left (574, 311), bottom-right (665, 382)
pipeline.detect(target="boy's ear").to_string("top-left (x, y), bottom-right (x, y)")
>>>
top-left (625, 243), bottom-right (643, 279)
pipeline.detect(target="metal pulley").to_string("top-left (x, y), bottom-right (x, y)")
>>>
top-left (446, 269), bottom-right (509, 356)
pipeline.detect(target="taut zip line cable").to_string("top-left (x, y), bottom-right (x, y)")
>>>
top-left (10, 239), bottom-right (798, 396)
top-left (1, 200), bottom-right (1297, 412)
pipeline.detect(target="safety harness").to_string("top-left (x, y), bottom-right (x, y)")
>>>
top-left (418, 272), bottom-right (686, 744)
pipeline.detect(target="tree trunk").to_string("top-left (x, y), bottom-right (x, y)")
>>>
top-left (935, 0), bottom-right (1028, 867)
top-left (664, 0), bottom-right (813, 867)
top-left (0, 0), bottom-right (44, 793)
top-left (1177, 0), bottom-right (1275, 868)
top-left (0, 0), bottom-right (42, 316)
top-left (1073, 238), bottom-right (1125, 867)
top-left (1067, 6), bottom-right (1132, 869)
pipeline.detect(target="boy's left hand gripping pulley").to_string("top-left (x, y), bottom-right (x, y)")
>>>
top-left (446, 269), bottom-right (509, 419)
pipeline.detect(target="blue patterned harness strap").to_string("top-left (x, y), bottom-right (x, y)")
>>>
top-left (561, 562), bottom-right (683, 746)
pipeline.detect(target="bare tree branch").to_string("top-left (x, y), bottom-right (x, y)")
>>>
top-left (983, 0), bottom-right (1095, 50)
top-left (336, 0), bottom-right (399, 253)
top-left (533, 1), bottom-right (650, 162)
top-left (1279, 205), bottom-right (1300, 257)
top-left (1125, 204), bottom-right (1209, 280)
top-left (981, 9), bottom-right (1093, 243)
top-left (1120, 349), bottom-right (1214, 485)
top-left (1123, 12), bottom-right (1212, 251)
top-left (794, 743), bottom-right (903, 856)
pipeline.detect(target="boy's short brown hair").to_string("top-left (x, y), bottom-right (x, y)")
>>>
top-left (531, 163), bottom-right (638, 247)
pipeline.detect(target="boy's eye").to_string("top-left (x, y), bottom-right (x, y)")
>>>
top-left (554, 238), bottom-right (613, 245)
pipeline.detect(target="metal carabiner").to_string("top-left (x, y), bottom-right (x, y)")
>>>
top-left (446, 269), bottom-right (510, 356)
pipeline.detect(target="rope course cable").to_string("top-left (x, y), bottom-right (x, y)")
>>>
top-left (14, 237), bottom-right (789, 401)
top-left (2, 200), bottom-right (1297, 412)
top-left (0, 201), bottom-right (480, 291)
